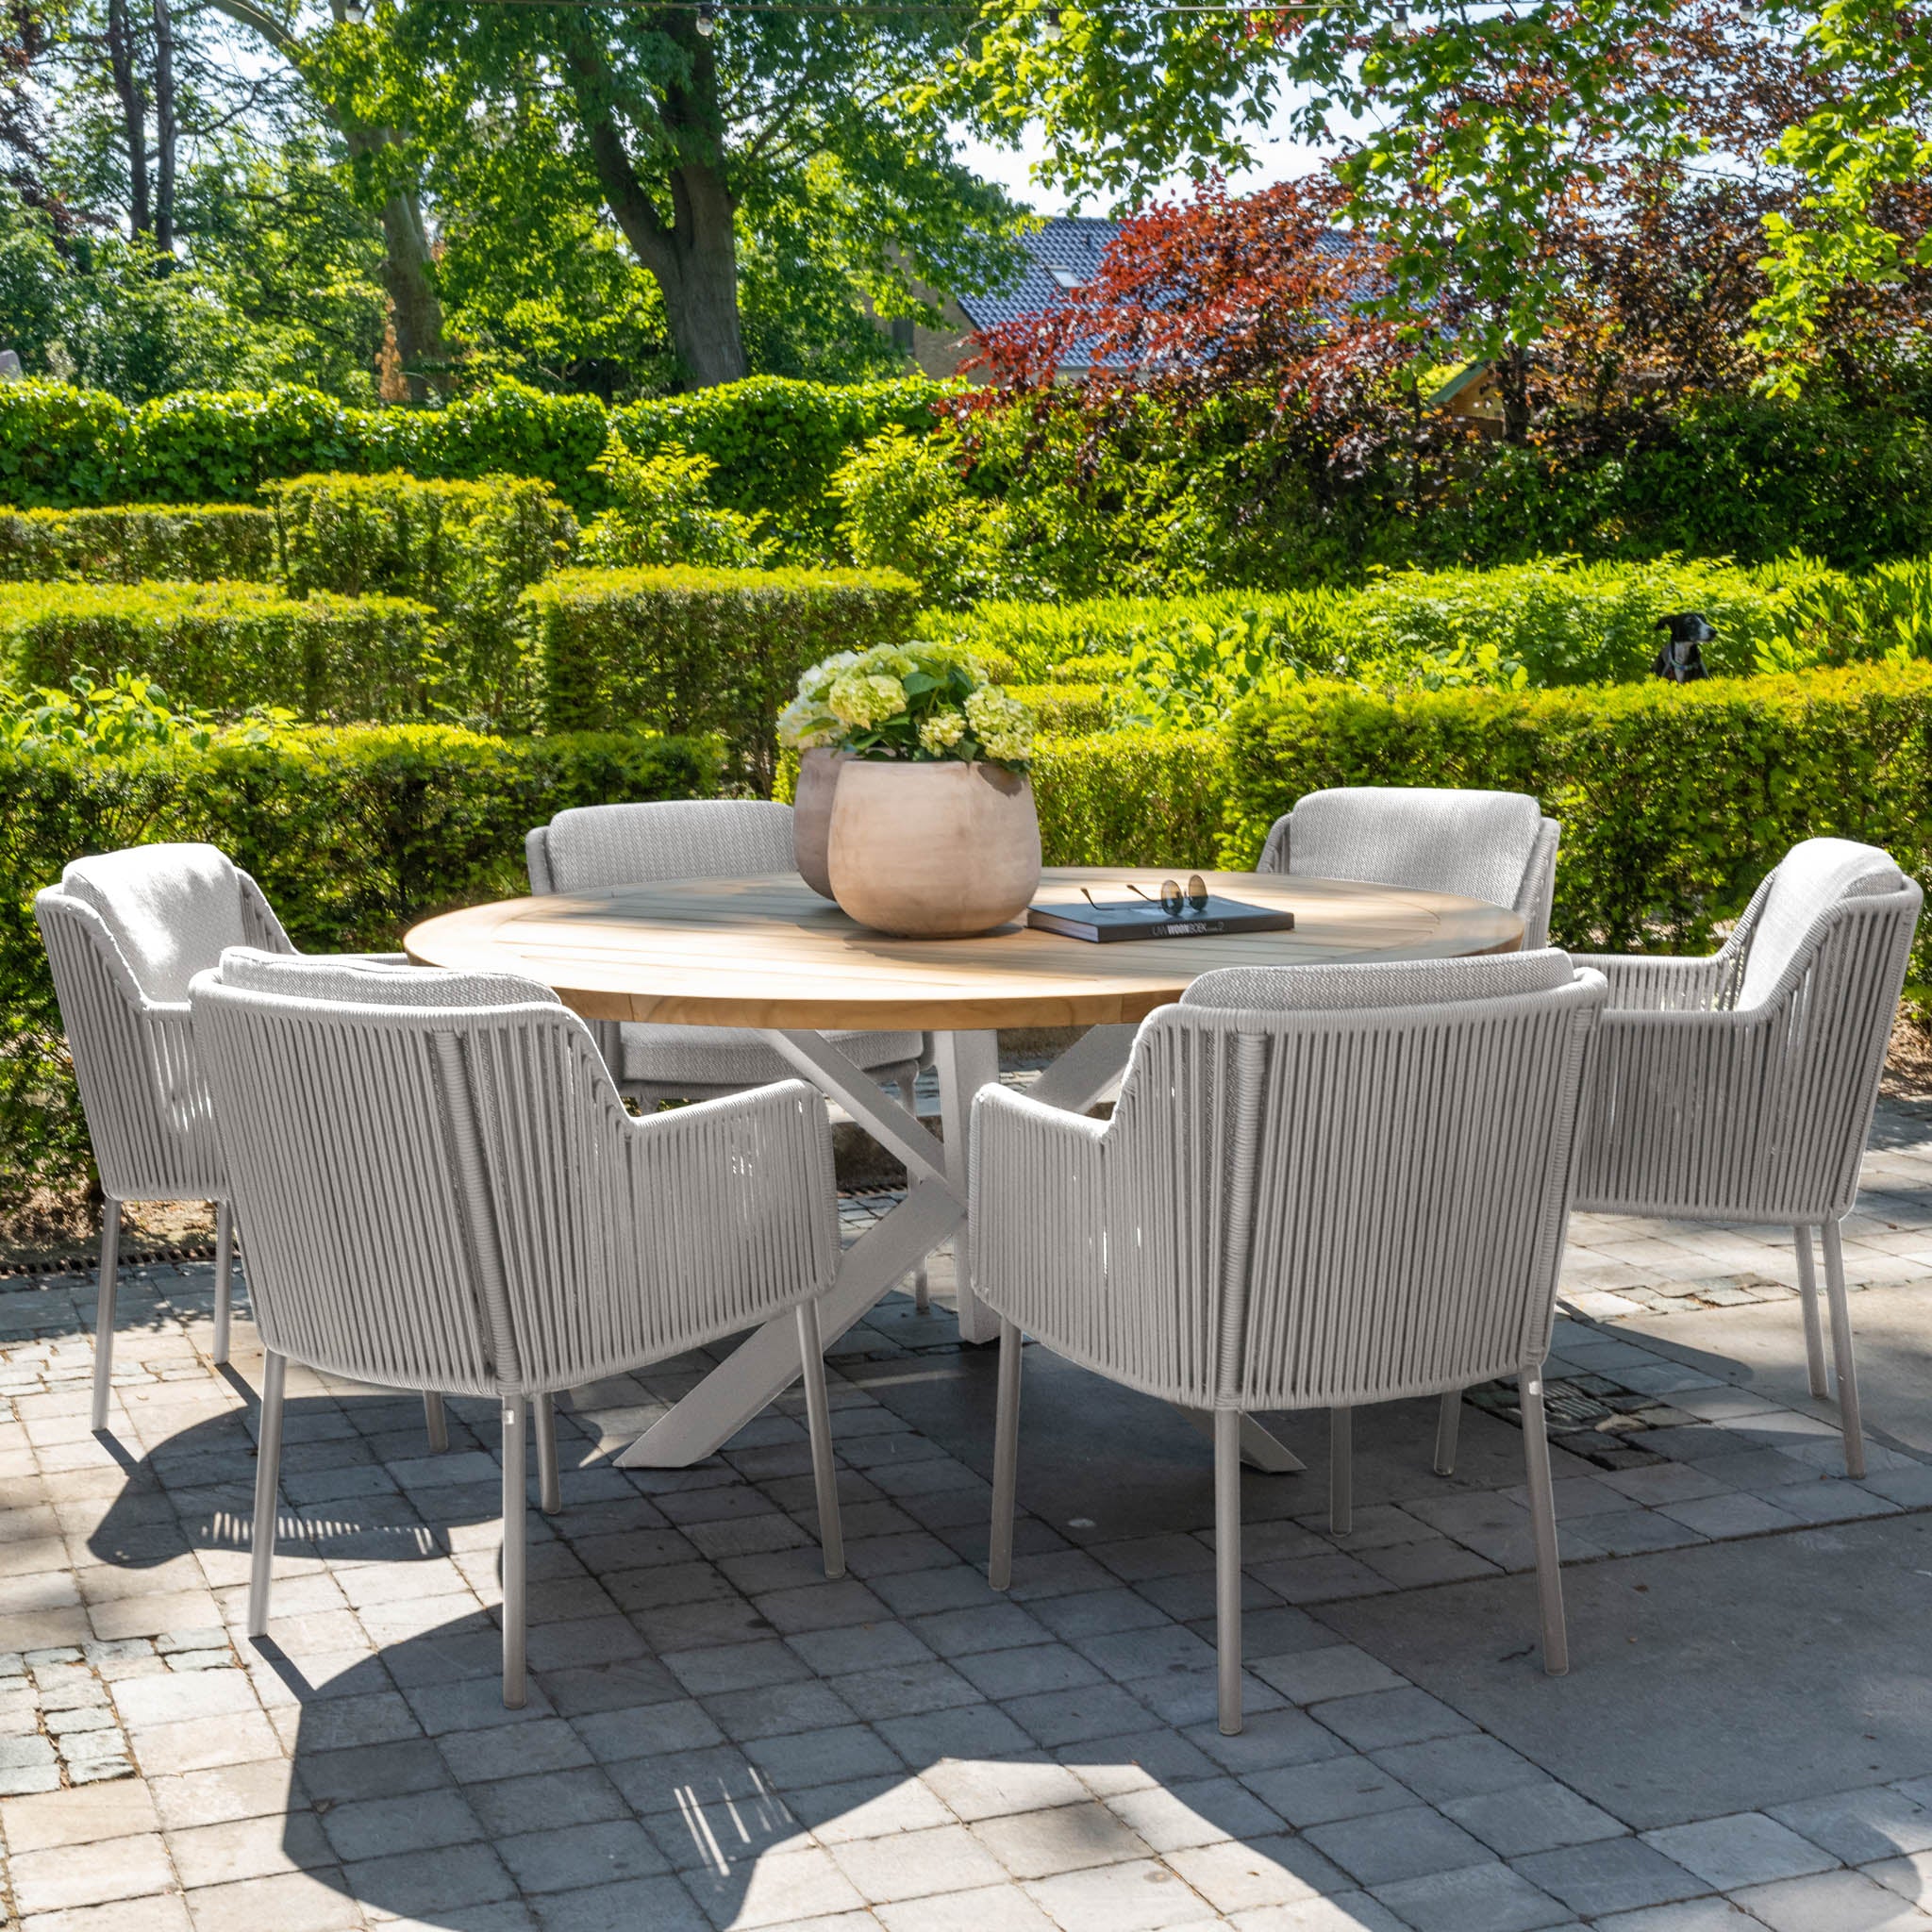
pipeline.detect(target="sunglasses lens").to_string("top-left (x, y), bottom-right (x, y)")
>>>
top-left (1159, 879), bottom-right (1183, 916)
top-left (1186, 874), bottom-right (1208, 910)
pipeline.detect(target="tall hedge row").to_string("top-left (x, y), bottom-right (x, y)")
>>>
top-left (524, 564), bottom-right (923, 786)
top-left (0, 375), bottom-right (951, 520)
top-left (0, 724), bottom-right (716, 1208)
top-left (1223, 662), bottom-right (1932, 957)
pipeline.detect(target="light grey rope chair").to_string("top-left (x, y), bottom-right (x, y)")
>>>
top-left (528, 797), bottom-right (933, 1306)
top-left (972, 951), bottom-right (1607, 1733)
top-left (1258, 786), bottom-right (1560, 948)
top-left (33, 841), bottom-right (425, 1435)
top-left (191, 948), bottom-right (845, 1708)
top-left (1568, 837), bottom-right (1923, 1478)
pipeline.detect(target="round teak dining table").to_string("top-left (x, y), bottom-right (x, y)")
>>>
top-left (407, 867), bottom-right (1523, 1471)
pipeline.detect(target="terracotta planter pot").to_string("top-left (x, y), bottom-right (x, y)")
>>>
top-left (827, 759), bottom-right (1041, 938)
top-left (791, 747), bottom-right (844, 899)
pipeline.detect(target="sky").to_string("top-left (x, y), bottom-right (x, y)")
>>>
top-left (951, 101), bottom-right (1339, 215)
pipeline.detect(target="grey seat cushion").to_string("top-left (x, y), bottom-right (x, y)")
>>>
top-left (1182, 949), bottom-right (1577, 1014)
top-left (65, 842), bottom-right (250, 1002)
top-left (1737, 838), bottom-right (1906, 1009)
top-left (216, 948), bottom-right (562, 1011)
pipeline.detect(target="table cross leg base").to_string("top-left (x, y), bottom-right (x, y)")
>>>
top-left (616, 1176), bottom-right (964, 1469)
top-left (1176, 1407), bottom-right (1307, 1474)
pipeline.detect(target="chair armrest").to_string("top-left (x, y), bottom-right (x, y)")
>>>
top-left (969, 1083), bottom-right (1108, 1329)
top-left (1571, 952), bottom-right (1731, 1012)
top-left (615, 1076), bottom-right (841, 1340)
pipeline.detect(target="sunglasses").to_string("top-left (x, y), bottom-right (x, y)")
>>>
top-left (1082, 875), bottom-right (1210, 917)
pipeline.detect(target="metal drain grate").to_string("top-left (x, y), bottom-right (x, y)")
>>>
top-left (1467, 1374), bottom-right (1680, 1470)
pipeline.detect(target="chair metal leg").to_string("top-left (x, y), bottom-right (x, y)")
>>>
top-left (423, 1392), bottom-right (449, 1454)
top-left (91, 1201), bottom-right (121, 1432)
top-left (1822, 1218), bottom-right (1866, 1479)
top-left (247, 1350), bottom-right (286, 1640)
top-left (989, 1318), bottom-right (1024, 1591)
top-left (1794, 1224), bottom-right (1830, 1400)
top-left (797, 1301), bottom-right (844, 1579)
top-left (1434, 1390), bottom-right (1462, 1475)
top-left (1215, 1407), bottom-right (1243, 1735)
top-left (913, 1263), bottom-right (930, 1315)
top-left (501, 1396), bottom-right (527, 1709)
top-left (1329, 1406), bottom-right (1352, 1537)
top-left (535, 1393), bottom-right (561, 1514)
top-left (1519, 1370), bottom-right (1568, 1675)
top-left (212, 1201), bottom-right (234, 1367)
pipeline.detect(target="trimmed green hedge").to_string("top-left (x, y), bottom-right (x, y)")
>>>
top-left (0, 506), bottom-right (277, 584)
top-left (1222, 663), bottom-right (1932, 955)
top-left (1034, 728), bottom-right (1230, 868)
top-left (265, 472), bottom-right (576, 723)
top-left (0, 582), bottom-right (438, 722)
top-left (0, 723), bottom-right (716, 1210)
top-left (612, 375), bottom-right (955, 545)
top-left (524, 564), bottom-right (923, 787)
top-left (0, 375), bottom-right (947, 525)
top-left (1008, 683), bottom-right (1112, 735)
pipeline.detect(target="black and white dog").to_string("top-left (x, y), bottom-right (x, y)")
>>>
top-left (1653, 611), bottom-right (1714, 682)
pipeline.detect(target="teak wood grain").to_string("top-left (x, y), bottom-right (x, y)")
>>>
top-left (405, 868), bottom-right (1524, 1030)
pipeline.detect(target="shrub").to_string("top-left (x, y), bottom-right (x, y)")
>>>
top-left (1033, 728), bottom-right (1231, 868)
top-left (1223, 663), bottom-right (1932, 957)
top-left (0, 375), bottom-right (951, 535)
top-left (614, 375), bottom-right (955, 548)
top-left (0, 721), bottom-right (717, 1211)
top-left (578, 441), bottom-right (774, 572)
top-left (263, 472), bottom-right (576, 722)
top-left (0, 505), bottom-right (276, 583)
top-left (1007, 683), bottom-right (1112, 735)
top-left (524, 564), bottom-right (922, 789)
top-left (0, 581), bottom-right (438, 721)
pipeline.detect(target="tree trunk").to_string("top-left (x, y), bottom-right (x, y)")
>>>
top-left (104, 0), bottom-right (149, 238)
top-left (562, 21), bottom-right (748, 388)
top-left (1499, 344), bottom-right (1533, 444)
top-left (342, 126), bottom-right (447, 398)
top-left (204, 0), bottom-right (447, 398)
top-left (150, 0), bottom-right (175, 253)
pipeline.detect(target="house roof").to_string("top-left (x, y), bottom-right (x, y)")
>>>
top-left (955, 216), bottom-right (1122, 364)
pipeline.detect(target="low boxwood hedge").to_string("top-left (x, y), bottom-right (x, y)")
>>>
top-left (0, 505), bottom-right (277, 584)
top-left (0, 581), bottom-right (439, 722)
top-left (1223, 661), bottom-right (1932, 956)
top-left (0, 722), bottom-right (716, 1211)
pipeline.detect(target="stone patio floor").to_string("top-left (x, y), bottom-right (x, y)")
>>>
top-left (9, 1101), bottom-right (1932, 1930)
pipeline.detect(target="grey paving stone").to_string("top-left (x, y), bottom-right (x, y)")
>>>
top-left (1104, 1775), bottom-right (1283, 1852)
top-left (740, 1722), bottom-right (903, 1790)
top-left (318, 1786), bottom-right (483, 1861)
top-left (954, 1642), bottom-right (1106, 1701)
top-left (1511, 1838), bottom-right (1707, 1917)
top-left (1242, 1755), bottom-right (1419, 1827)
top-left (1250, 1645), bottom-right (1408, 1707)
top-left (827, 1820), bottom-right (1008, 1902)
top-left (498, 1817), bottom-right (675, 1893)
top-left (1022, 1854), bottom-right (1223, 1929)
top-left (1730, 1867), bottom-right (1932, 1928)
top-left (1180, 1704), bottom-right (1351, 1774)
top-left (1303, 1805), bottom-right (1493, 1887)
top-left (1642, 1810), bottom-right (1841, 1888)
top-left (1655, 1491), bottom-right (1805, 1539)
top-left (1029, 1590), bottom-right (1172, 1642)
top-left (1370, 1858), bottom-right (1574, 1931)
top-left (1590, 1902), bottom-right (1763, 1931)
top-left (1005, 1681), bottom-right (1160, 1748)
top-left (701, 1677), bottom-right (856, 1740)
top-left (530, 1874), bottom-right (710, 1932)
top-left (1771, 1784), bottom-right (1932, 1863)
top-left (1073, 1623), bottom-right (1219, 1683)
top-left (1165, 1832), bottom-right (1352, 1912)
top-left (1442, 1780), bottom-right (1627, 1857)
top-left (1308, 1688), bottom-right (1476, 1753)
top-left (971, 1798), bottom-right (1152, 1878)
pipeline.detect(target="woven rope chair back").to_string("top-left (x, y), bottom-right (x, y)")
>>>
top-left (34, 845), bottom-right (291, 1200)
top-left (194, 951), bottom-right (828, 1398)
top-left (531, 799), bottom-right (795, 896)
top-left (1584, 854), bottom-right (1923, 1222)
top-left (976, 952), bottom-right (1604, 1413)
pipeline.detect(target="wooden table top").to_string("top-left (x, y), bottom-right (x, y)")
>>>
top-left (404, 869), bottom-right (1524, 1031)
